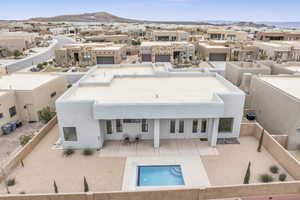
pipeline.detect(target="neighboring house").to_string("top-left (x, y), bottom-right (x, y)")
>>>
top-left (254, 41), bottom-right (300, 62)
top-left (0, 32), bottom-right (36, 52)
top-left (150, 30), bottom-right (189, 41)
top-left (84, 34), bottom-right (130, 44)
top-left (56, 63), bottom-right (245, 149)
top-left (198, 41), bottom-right (231, 61)
top-left (249, 75), bottom-right (300, 150)
top-left (54, 43), bottom-right (127, 67)
top-left (140, 41), bottom-right (195, 64)
top-left (261, 61), bottom-right (300, 75)
top-left (0, 72), bottom-right (68, 135)
top-left (256, 32), bottom-right (300, 41)
top-left (225, 62), bottom-right (271, 88)
top-left (206, 29), bottom-right (248, 41)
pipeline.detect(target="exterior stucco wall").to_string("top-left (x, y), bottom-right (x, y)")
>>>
top-left (56, 101), bottom-right (101, 149)
top-left (249, 76), bottom-right (300, 150)
top-left (0, 91), bottom-right (19, 135)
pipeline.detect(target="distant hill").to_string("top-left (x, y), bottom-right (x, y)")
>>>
top-left (28, 12), bottom-right (139, 23)
top-left (26, 11), bottom-right (270, 28)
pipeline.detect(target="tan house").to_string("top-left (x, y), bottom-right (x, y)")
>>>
top-left (140, 41), bottom-right (195, 64)
top-left (249, 75), bottom-right (300, 150)
top-left (150, 30), bottom-right (189, 41)
top-left (198, 41), bottom-right (231, 61)
top-left (206, 29), bottom-right (248, 41)
top-left (0, 73), bottom-right (68, 135)
top-left (84, 34), bottom-right (130, 44)
top-left (55, 43), bottom-right (127, 67)
top-left (254, 41), bottom-right (300, 62)
top-left (257, 31), bottom-right (300, 41)
top-left (0, 32), bottom-right (36, 52)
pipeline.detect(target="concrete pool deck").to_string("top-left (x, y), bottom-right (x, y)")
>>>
top-left (99, 139), bottom-right (218, 157)
top-left (122, 156), bottom-right (210, 191)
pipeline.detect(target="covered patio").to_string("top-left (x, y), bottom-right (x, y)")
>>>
top-left (99, 139), bottom-right (218, 157)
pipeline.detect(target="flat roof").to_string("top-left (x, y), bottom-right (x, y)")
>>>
top-left (66, 75), bottom-right (232, 103)
top-left (141, 41), bottom-right (190, 47)
top-left (0, 73), bottom-right (59, 90)
top-left (82, 65), bottom-right (160, 84)
top-left (260, 76), bottom-right (300, 100)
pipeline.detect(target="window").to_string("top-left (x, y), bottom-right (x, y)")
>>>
top-left (170, 120), bottom-right (175, 133)
top-left (218, 118), bottom-right (234, 133)
top-left (116, 119), bottom-right (122, 132)
top-left (63, 127), bottom-right (77, 141)
top-left (141, 119), bottom-right (148, 132)
top-left (179, 120), bottom-right (184, 133)
top-left (9, 106), bottom-right (17, 117)
top-left (201, 120), bottom-right (207, 133)
top-left (106, 120), bottom-right (112, 134)
top-left (50, 92), bottom-right (57, 98)
top-left (192, 120), bottom-right (198, 133)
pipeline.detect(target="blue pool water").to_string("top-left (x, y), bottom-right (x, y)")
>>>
top-left (137, 165), bottom-right (185, 186)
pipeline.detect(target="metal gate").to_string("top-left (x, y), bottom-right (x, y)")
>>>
top-left (209, 53), bottom-right (227, 61)
top-left (155, 54), bottom-right (170, 62)
top-left (96, 56), bottom-right (115, 64)
top-left (141, 54), bottom-right (152, 62)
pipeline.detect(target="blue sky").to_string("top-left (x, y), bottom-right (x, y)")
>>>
top-left (1, 0), bottom-right (300, 22)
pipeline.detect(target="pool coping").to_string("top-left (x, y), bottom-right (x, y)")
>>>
top-left (122, 156), bottom-right (211, 191)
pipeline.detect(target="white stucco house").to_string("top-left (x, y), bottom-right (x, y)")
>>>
top-left (55, 63), bottom-right (245, 149)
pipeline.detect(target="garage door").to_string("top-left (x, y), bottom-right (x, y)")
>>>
top-left (155, 54), bottom-right (170, 62)
top-left (209, 53), bottom-right (227, 61)
top-left (96, 56), bottom-right (115, 64)
top-left (141, 54), bottom-right (152, 62)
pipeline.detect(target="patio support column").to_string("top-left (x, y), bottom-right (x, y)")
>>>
top-left (154, 119), bottom-right (160, 148)
top-left (208, 118), bottom-right (219, 147)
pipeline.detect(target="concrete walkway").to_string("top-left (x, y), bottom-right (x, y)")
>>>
top-left (99, 139), bottom-right (218, 157)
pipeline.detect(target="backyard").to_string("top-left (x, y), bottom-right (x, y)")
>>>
top-left (0, 125), bottom-right (295, 194)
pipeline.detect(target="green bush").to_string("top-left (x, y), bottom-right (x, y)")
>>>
top-left (36, 63), bottom-right (44, 69)
top-left (6, 178), bottom-right (15, 186)
top-left (19, 135), bottom-right (33, 146)
top-left (13, 50), bottom-right (22, 58)
top-left (43, 61), bottom-right (48, 66)
top-left (82, 148), bottom-right (94, 156)
top-left (38, 107), bottom-right (55, 124)
top-left (279, 173), bottom-right (287, 182)
top-left (243, 162), bottom-right (251, 184)
top-left (269, 165), bottom-right (279, 174)
top-left (260, 174), bottom-right (273, 183)
top-left (63, 149), bottom-right (75, 157)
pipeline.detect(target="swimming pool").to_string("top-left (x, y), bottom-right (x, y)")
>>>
top-left (137, 165), bottom-right (185, 186)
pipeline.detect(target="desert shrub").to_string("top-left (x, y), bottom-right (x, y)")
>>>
top-left (19, 135), bottom-right (33, 146)
top-left (279, 173), bottom-right (287, 182)
top-left (269, 165), bottom-right (279, 174)
top-left (19, 191), bottom-right (26, 194)
top-left (63, 149), bottom-right (75, 157)
top-left (243, 162), bottom-right (251, 184)
top-left (38, 106), bottom-right (55, 124)
top-left (82, 148), bottom-right (94, 156)
top-left (37, 63), bottom-right (44, 70)
top-left (6, 178), bottom-right (15, 186)
top-left (13, 50), bottom-right (22, 58)
top-left (260, 174), bottom-right (273, 183)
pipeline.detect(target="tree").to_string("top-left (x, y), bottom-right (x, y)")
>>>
top-left (243, 161), bottom-right (251, 184)
top-left (257, 129), bottom-right (264, 152)
top-left (83, 176), bottom-right (89, 192)
top-left (13, 49), bottom-right (22, 58)
top-left (38, 107), bottom-right (55, 124)
top-left (53, 180), bottom-right (58, 193)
